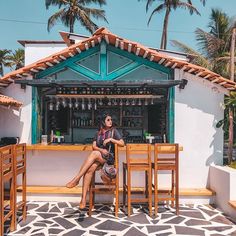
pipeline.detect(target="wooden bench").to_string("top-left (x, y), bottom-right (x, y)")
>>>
top-left (17, 186), bottom-right (215, 196)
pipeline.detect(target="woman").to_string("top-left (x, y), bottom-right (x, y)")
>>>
top-left (66, 113), bottom-right (124, 209)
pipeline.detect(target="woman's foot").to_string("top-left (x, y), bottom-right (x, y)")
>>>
top-left (79, 201), bottom-right (86, 210)
top-left (66, 178), bottom-right (80, 188)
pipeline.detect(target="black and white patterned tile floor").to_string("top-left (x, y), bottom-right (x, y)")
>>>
top-left (4, 202), bottom-right (236, 236)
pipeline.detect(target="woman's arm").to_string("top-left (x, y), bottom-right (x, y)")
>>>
top-left (103, 138), bottom-right (125, 147)
top-left (92, 141), bottom-right (109, 155)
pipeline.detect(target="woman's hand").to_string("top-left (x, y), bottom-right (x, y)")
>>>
top-left (100, 148), bottom-right (109, 156)
top-left (103, 138), bottom-right (112, 146)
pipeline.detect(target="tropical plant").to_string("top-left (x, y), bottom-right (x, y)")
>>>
top-left (45, 0), bottom-right (108, 33)
top-left (8, 49), bottom-right (25, 70)
top-left (171, 9), bottom-right (236, 78)
top-left (142, 0), bottom-right (203, 49)
top-left (0, 49), bottom-right (11, 76)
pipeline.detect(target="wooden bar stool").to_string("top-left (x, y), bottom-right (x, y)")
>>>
top-left (123, 143), bottom-right (152, 217)
top-left (153, 143), bottom-right (179, 216)
top-left (0, 145), bottom-right (16, 235)
top-left (13, 143), bottom-right (27, 223)
top-left (89, 144), bottom-right (119, 217)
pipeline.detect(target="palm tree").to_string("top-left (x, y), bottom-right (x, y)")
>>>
top-left (171, 9), bottom-right (236, 78)
top-left (0, 49), bottom-right (11, 77)
top-left (45, 0), bottom-right (108, 33)
top-left (8, 49), bottom-right (25, 70)
top-left (143, 0), bottom-right (202, 49)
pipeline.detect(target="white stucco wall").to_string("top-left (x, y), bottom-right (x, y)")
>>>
top-left (0, 43), bottom-right (66, 142)
top-left (175, 69), bottom-right (226, 188)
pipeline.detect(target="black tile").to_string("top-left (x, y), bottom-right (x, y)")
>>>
top-left (122, 220), bottom-right (134, 225)
top-left (161, 214), bottom-right (173, 220)
top-left (14, 226), bottom-right (31, 234)
top-left (33, 222), bottom-right (48, 227)
top-left (175, 226), bottom-right (205, 235)
top-left (96, 219), bottom-right (129, 231)
top-left (164, 216), bottom-right (185, 224)
top-left (31, 228), bottom-right (44, 234)
top-left (99, 213), bottom-right (116, 219)
top-left (156, 233), bottom-right (172, 236)
top-left (19, 215), bottom-right (38, 227)
top-left (185, 219), bottom-right (212, 226)
top-left (31, 233), bottom-right (45, 236)
top-left (126, 213), bottom-right (150, 224)
top-left (63, 229), bottom-right (86, 236)
top-left (151, 220), bottom-right (159, 224)
top-left (203, 226), bottom-right (233, 232)
top-left (37, 219), bottom-right (54, 224)
top-left (38, 213), bottom-right (58, 219)
top-left (211, 215), bottom-right (235, 225)
top-left (35, 203), bottom-right (50, 212)
top-left (48, 228), bottom-right (64, 234)
top-left (53, 217), bottom-right (77, 229)
top-left (100, 205), bottom-right (112, 212)
top-left (49, 206), bottom-right (61, 213)
top-left (63, 208), bottom-right (80, 215)
top-left (76, 217), bottom-right (100, 228)
top-left (26, 203), bottom-right (40, 210)
top-left (69, 202), bottom-right (80, 208)
top-left (58, 202), bottom-right (69, 208)
top-left (123, 227), bottom-right (147, 236)
top-left (199, 207), bottom-right (218, 217)
top-left (180, 211), bottom-right (205, 219)
top-left (89, 230), bottom-right (108, 235)
top-left (146, 225), bottom-right (171, 233)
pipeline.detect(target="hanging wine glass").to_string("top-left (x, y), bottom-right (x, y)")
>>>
top-left (131, 99), bottom-right (136, 106)
top-left (144, 99), bottom-right (148, 106)
top-left (98, 98), bottom-right (103, 106)
top-left (125, 99), bottom-right (130, 106)
top-left (108, 98), bottom-right (112, 106)
top-left (81, 98), bottom-right (85, 110)
top-left (49, 98), bottom-right (54, 111)
top-left (119, 98), bottom-right (123, 106)
top-left (62, 98), bottom-right (67, 108)
top-left (138, 98), bottom-right (142, 106)
top-left (151, 97), bottom-right (154, 105)
top-left (88, 98), bottom-right (92, 110)
top-left (68, 98), bottom-right (73, 109)
top-left (74, 98), bottom-right (79, 109)
top-left (113, 99), bottom-right (118, 106)
top-left (94, 98), bottom-right (97, 110)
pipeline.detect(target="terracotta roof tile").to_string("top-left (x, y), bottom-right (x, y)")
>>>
top-left (1, 27), bottom-right (236, 92)
top-left (0, 94), bottom-right (22, 108)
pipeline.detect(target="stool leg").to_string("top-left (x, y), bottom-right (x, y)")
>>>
top-left (171, 170), bottom-right (174, 208)
top-left (175, 168), bottom-right (179, 215)
top-left (0, 177), bottom-right (3, 236)
top-left (148, 168), bottom-right (152, 217)
top-left (145, 171), bottom-right (148, 198)
top-left (22, 170), bottom-right (27, 221)
top-left (123, 164), bottom-right (126, 211)
top-left (115, 173), bottom-right (119, 217)
top-left (154, 169), bottom-right (158, 216)
top-left (10, 178), bottom-right (16, 231)
top-left (127, 169), bottom-right (131, 217)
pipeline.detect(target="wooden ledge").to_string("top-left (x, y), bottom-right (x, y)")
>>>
top-left (17, 186), bottom-right (215, 196)
top-left (228, 201), bottom-right (236, 209)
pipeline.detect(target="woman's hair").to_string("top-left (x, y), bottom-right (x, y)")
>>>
top-left (100, 112), bottom-right (112, 129)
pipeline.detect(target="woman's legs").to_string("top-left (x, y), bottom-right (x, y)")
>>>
top-left (79, 161), bottom-right (101, 209)
top-left (66, 151), bottom-right (105, 188)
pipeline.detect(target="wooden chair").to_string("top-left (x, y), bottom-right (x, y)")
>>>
top-left (89, 144), bottom-right (119, 217)
top-left (153, 143), bottom-right (179, 216)
top-left (13, 143), bottom-right (27, 224)
top-left (0, 145), bottom-right (16, 235)
top-left (123, 143), bottom-right (152, 217)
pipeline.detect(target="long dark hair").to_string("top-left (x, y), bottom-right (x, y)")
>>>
top-left (99, 112), bottom-right (113, 133)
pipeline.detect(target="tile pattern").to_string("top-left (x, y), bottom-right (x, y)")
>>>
top-left (4, 202), bottom-right (236, 236)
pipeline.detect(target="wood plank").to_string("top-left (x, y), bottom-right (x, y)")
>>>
top-left (17, 186), bottom-right (215, 196)
top-left (228, 200), bottom-right (236, 209)
top-left (27, 144), bottom-right (183, 152)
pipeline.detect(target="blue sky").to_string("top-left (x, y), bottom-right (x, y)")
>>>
top-left (0, 0), bottom-right (235, 52)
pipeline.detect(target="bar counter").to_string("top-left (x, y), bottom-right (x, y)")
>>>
top-left (27, 144), bottom-right (183, 151)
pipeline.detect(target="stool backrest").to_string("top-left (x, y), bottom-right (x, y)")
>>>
top-left (126, 143), bottom-right (151, 164)
top-left (0, 145), bottom-right (14, 176)
top-left (14, 143), bottom-right (26, 170)
top-left (154, 143), bottom-right (179, 164)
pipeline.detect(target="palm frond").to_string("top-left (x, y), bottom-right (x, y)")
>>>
top-left (45, 0), bottom-right (68, 9)
top-left (175, 2), bottom-right (200, 15)
top-left (171, 40), bottom-right (210, 68)
top-left (47, 8), bottom-right (67, 31)
top-left (147, 3), bottom-right (166, 25)
top-left (79, 0), bottom-right (106, 7)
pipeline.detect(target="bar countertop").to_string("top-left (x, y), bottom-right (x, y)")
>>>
top-left (27, 144), bottom-right (183, 151)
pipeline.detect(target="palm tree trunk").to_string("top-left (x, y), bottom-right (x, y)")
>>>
top-left (69, 17), bottom-right (74, 33)
top-left (160, 8), bottom-right (170, 49)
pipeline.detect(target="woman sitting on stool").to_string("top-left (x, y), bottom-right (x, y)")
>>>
top-left (66, 113), bottom-right (124, 209)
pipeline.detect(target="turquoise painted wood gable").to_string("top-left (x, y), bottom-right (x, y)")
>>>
top-left (32, 40), bottom-right (174, 144)
top-left (36, 41), bottom-right (172, 81)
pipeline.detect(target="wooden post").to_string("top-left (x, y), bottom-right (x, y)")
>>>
top-left (228, 28), bottom-right (236, 164)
